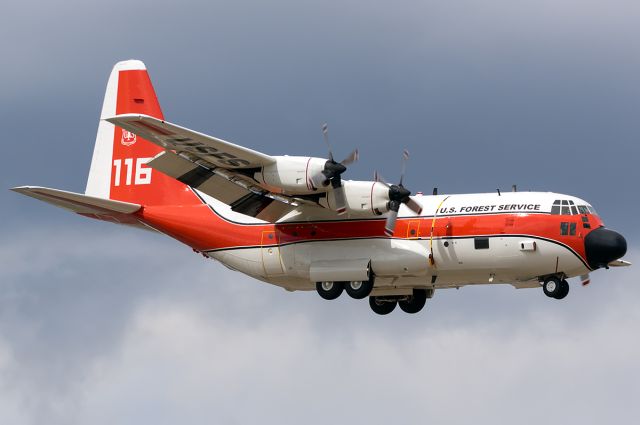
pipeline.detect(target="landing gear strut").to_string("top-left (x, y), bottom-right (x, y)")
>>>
top-left (542, 276), bottom-right (570, 300)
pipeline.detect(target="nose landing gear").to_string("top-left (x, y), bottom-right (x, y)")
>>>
top-left (542, 276), bottom-right (570, 300)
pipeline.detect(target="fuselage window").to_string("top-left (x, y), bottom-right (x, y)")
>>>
top-left (569, 222), bottom-right (576, 236)
top-left (561, 200), bottom-right (571, 215)
top-left (560, 222), bottom-right (569, 236)
top-left (578, 205), bottom-right (589, 214)
top-left (551, 200), bottom-right (561, 215)
top-left (474, 237), bottom-right (490, 249)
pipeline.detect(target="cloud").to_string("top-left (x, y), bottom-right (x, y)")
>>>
top-left (1, 224), bottom-right (638, 424)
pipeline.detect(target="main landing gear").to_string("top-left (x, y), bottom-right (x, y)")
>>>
top-left (542, 276), bottom-right (570, 300)
top-left (316, 278), bottom-right (374, 301)
top-left (316, 278), bottom-right (431, 315)
top-left (369, 289), bottom-right (429, 315)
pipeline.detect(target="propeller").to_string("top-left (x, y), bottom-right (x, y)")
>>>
top-left (375, 150), bottom-right (423, 236)
top-left (309, 123), bottom-right (359, 214)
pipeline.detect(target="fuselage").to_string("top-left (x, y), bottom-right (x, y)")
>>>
top-left (136, 189), bottom-right (625, 292)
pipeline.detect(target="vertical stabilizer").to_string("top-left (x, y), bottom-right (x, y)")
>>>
top-left (85, 60), bottom-right (197, 206)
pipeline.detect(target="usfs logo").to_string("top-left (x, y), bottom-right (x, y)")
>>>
top-left (121, 130), bottom-right (137, 146)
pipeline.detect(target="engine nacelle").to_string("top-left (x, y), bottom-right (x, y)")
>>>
top-left (254, 156), bottom-right (327, 195)
top-left (320, 180), bottom-right (391, 215)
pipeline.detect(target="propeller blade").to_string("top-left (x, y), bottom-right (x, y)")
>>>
top-left (384, 208), bottom-right (399, 236)
top-left (341, 149), bottom-right (359, 166)
top-left (580, 274), bottom-right (591, 286)
top-left (405, 196), bottom-right (423, 215)
top-left (373, 171), bottom-right (390, 187)
top-left (399, 149), bottom-right (409, 186)
top-left (321, 122), bottom-right (334, 162)
top-left (332, 183), bottom-right (347, 215)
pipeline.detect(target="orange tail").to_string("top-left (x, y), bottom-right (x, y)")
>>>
top-left (85, 60), bottom-right (198, 206)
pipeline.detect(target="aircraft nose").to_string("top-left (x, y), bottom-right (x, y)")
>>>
top-left (584, 227), bottom-right (627, 269)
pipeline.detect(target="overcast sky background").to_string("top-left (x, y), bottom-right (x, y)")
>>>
top-left (1, 0), bottom-right (639, 423)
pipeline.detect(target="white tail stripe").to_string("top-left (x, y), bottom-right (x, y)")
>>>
top-left (85, 60), bottom-right (147, 199)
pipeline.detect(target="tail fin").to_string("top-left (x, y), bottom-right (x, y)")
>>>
top-left (86, 60), bottom-right (198, 206)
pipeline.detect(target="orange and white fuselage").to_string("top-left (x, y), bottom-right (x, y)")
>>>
top-left (12, 60), bottom-right (629, 314)
top-left (140, 189), bottom-right (602, 291)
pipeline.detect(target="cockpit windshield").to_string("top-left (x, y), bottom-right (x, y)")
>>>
top-left (551, 199), bottom-right (597, 216)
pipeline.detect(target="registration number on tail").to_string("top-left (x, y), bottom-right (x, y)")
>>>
top-left (112, 158), bottom-right (153, 186)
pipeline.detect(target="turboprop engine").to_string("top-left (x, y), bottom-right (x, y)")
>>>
top-left (254, 156), bottom-right (328, 195)
top-left (318, 180), bottom-right (392, 215)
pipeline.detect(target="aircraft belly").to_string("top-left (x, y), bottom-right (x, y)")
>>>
top-left (209, 235), bottom-right (588, 292)
top-left (432, 237), bottom-right (588, 285)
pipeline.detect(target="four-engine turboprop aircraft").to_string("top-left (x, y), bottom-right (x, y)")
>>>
top-left (12, 60), bottom-right (630, 315)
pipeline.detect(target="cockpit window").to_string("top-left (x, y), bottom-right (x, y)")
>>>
top-left (552, 200), bottom-right (597, 216)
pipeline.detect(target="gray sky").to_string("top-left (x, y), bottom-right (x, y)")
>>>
top-left (1, 0), bottom-right (639, 423)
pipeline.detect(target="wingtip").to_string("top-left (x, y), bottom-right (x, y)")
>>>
top-left (10, 186), bottom-right (32, 193)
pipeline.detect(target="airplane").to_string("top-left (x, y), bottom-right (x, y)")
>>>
top-left (11, 60), bottom-right (630, 315)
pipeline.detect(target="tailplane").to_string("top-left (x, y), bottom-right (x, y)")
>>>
top-left (86, 60), bottom-right (198, 206)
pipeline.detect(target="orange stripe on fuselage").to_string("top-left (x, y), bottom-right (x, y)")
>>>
top-left (136, 203), bottom-right (602, 265)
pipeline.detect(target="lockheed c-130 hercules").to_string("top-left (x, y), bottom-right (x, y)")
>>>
top-left (12, 60), bottom-right (630, 315)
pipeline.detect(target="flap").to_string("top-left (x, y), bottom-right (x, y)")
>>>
top-left (106, 114), bottom-right (275, 169)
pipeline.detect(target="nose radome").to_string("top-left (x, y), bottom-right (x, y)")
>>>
top-left (584, 227), bottom-right (627, 269)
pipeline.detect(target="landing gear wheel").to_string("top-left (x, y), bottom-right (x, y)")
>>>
top-left (399, 289), bottom-right (428, 314)
top-left (554, 279), bottom-right (570, 300)
top-left (369, 296), bottom-right (397, 315)
top-left (316, 281), bottom-right (344, 300)
top-left (542, 276), bottom-right (563, 299)
top-left (344, 278), bottom-right (374, 299)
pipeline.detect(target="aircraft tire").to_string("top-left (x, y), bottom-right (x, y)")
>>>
top-left (369, 296), bottom-right (397, 315)
top-left (542, 276), bottom-right (563, 298)
top-left (344, 278), bottom-right (374, 299)
top-left (554, 279), bottom-right (570, 300)
top-left (316, 281), bottom-right (344, 300)
top-left (399, 289), bottom-right (428, 314)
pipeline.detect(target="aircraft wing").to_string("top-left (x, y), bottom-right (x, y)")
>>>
top-left (106, 114), bottom-right (275, 169)
top-left (107, 114), bottom-right (322, 222)
top-left (147, 150), bottom-right (305, 222)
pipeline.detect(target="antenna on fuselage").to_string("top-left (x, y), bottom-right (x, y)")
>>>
top-left (497, 188), bottom-right (501, 196)
top-left (433, 187), bottom-right (438, 195)
top-left (512, 184), bottom-right (517, 192)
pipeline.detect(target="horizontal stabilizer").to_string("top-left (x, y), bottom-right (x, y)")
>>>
top-left (11, 186), bottom-right (141, 215)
